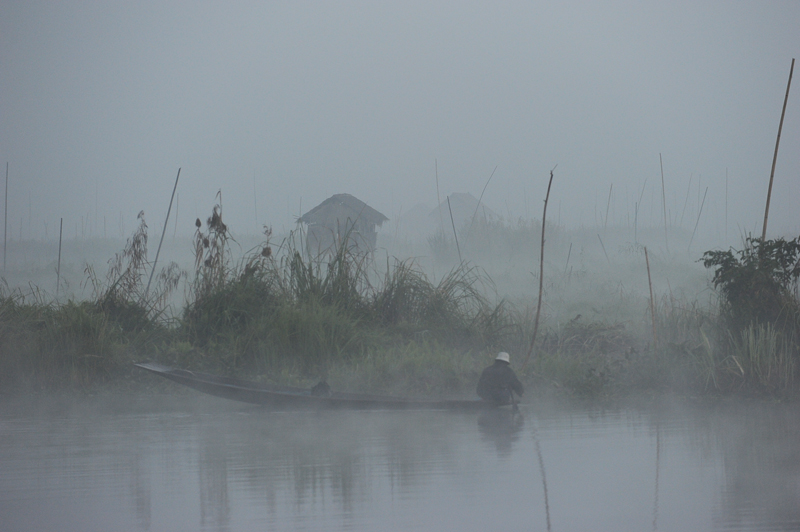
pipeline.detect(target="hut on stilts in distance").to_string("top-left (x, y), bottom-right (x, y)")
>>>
top-left (299, 193), bottom-right (388, 256)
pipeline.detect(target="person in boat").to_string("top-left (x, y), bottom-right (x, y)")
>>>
top-left (476, 352), bottom-right (524, 405)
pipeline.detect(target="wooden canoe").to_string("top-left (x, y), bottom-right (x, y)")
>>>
top-left (135, 362), bottom-right (496, 410)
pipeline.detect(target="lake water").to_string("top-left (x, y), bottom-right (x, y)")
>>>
top-left (1, 393), bottom-right (799, 532)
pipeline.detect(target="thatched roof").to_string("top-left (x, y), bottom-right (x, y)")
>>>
top-left (300, 193), bottom-right (388, 226)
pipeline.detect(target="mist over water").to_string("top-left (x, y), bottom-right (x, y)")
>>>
top-left (2, 394), bottom-right (799, 532)
top-left (2, 4), bottom-right (800, 531)
top-left (1, 2), bottom-right (799, 246)
top-left (0, 222), bottom-right (713, 320)
top-left (2, 1), bottom-right (798, 329)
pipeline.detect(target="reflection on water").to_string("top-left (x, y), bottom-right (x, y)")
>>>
top-left (477, 409), bottom-right (524, 456)
top-left (1, 394), bottom-right (800, 531)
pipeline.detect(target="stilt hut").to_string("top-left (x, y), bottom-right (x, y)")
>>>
top-left (428, 192), bottom-right (500, 232)
top-left (299, 193), bottom-right (388, 255)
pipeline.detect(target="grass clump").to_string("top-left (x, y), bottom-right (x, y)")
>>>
top-left (520, 316), bottom-right (641, 397)
top-left (0, 212), bottom-right (183, 391)
top-left (175, 204), bottom-right (507, 385)
top-left (699, 235), bottom-right (800, 395)
top-left (181, 209), bottom-right (375, 373)
top-left (0, 291), bottom-right (129, 389)
top-left (730, 323), bottom-right (796, 392)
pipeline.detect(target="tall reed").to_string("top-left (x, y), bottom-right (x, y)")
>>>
top-left (730, 323), bottom-right (795, 392)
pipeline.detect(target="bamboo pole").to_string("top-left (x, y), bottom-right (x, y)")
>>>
top-left (467, 165), bottom-right (497, 236)
top-left (435, 159), bottom-right (444, 234)
top-left (762, 58), bottom-right (794, 241)
top-left (597, 234), bottom-right (610, 264)
top-left (446, 196), bottom-right (462, 263)
top-left (145, 168), bottom-right (181, 302)
top-left (523, 167), bottom-right (555, 370)
top-left (253, 170), bottom-right (258, 234)
top-left (173, 193), bottom-right (179, 238)
top-left (659, 153), bottom-right (669, 252)
top-left (688, 186), bottom-right (708, 252)
top-left (3, 162), bottom-right (7, 271)
top-left (725, 169), bottom-right (728, 243)
top-left (564, 242), bottom-right (572, 273)
top-left (56, 218), bottom-right (63, 299)
top-left (680, 174), bottom-right (692, 228)
top-left (645, 246), bottom-right (657, 348)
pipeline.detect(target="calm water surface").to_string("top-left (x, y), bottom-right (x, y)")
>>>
top-left (1, 393), bottom-right (799, 531)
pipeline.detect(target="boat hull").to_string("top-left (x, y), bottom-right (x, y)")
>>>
top-left (135, 362), bottom-right (495, 411)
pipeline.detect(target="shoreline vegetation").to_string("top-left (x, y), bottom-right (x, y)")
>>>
top-left (1, 205), bottom-right (799, 402)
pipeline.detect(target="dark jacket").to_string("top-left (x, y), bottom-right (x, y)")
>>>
top-left (476, 360), bottom-right (524, 404)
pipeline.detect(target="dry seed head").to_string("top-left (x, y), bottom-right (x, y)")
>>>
top-left (195, 218), bottom-right (202, 228)
top-left (208, 208), bottom-right (223, 231)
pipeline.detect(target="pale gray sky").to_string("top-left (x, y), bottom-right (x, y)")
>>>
top-left (1, 1), bottom-right (798, 244)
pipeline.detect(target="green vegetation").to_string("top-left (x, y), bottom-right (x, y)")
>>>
top-left (0, 206), bottom-right (511, 396)
top-left (702, 235), bottom-right (800, 333)
top-left (2, 208), bottom-right (799, 400)
top-left (698, 236), bottom-right (800, 394)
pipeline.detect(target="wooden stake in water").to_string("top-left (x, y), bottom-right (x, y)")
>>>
top-left (446, 196), bottom-right (462, 263)
top-left (173, 193), bottom-right (179, 238)
top-left (597, 234), bottom-right (610, 264)
top-left (145, 168), bottom-right (181, 302)
top-left (523, 167), bottom-right (556, 370)
top-left (680, 174), bottom-right (693, 229)
top-left (435, 159), bottom-right (444, 234)
top-left (253, 170), bottom-right (258, 233)
top-left (468, 165), bottom-right (497, 237)
top-left (56, 218), bottom-right (63, 299)
top-left (660, 153), bottom-right (669, 253)
top-left (564, 242), bottom-right (572, 273)
top-left (645, 246), bottom-right (657, 348)
top-left (604, 183), bottom-right (612, 229)
top-left (3, 162), bottom-right (7, 271)
top-left (762, 58), bottom-right (794, 241)
top-left (688, 187), bottom-right (708, 252)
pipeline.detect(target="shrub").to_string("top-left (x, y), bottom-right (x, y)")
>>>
top-left (702, 235), bottom-right (800, 333)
